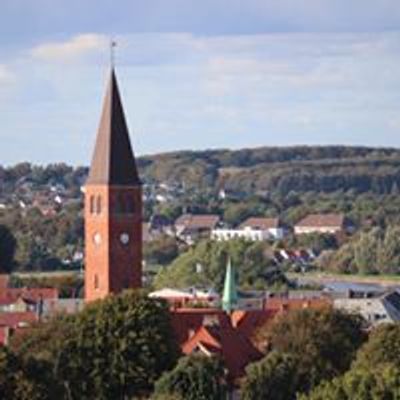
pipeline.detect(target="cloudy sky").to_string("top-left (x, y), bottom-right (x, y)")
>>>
top-left (1, 0), bottom-right (400, 165)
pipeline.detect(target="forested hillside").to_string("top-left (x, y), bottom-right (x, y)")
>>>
top-left (1, 146), bottom-right (400, 197)
top-left (2, 145), bottom-right (400, 272)
top-left (139, 145), bottom-right (400, 194)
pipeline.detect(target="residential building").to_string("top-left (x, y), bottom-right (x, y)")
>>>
top-left (175, 214), bottom-right (220, 243)
top-left (294, 213), bottom-right (349, 235)
top-left (149, 288), bottom-right (220, 308)
top-left (212, 217), bottom-right (285, 241)
top-left (334, 291), bottom-right (400, 326)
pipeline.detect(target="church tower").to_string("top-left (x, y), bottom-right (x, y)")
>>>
top-left (84, 69), bottom-right (142, 302)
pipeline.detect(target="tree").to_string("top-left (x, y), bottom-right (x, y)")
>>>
top-left (154, 239), bottom-right (287, 292)
top-left (0, 224), bottom-right (16, 273)
top-left (13, 290), bottom-right (180, 400)
top-left (144, 235), bottom-right (179, 265)
top-left (301, 364), bottom-right (400, 400)
top-left (0, 346), bottom-right (55, 400)
top-left (241, 351), bottom-right (298, 400)
top-left (354, 229), bottom-right (381, 274)
top-left (258, 308), bottom-right (365, 393)
top-left (0, 346), bottom-right (24, 399)
top-left (353, 323), bottom-right (400, 369)
top-left (325, 242), bottom-right (356, 274)
top-left (152, 354), bottom-right (227, 400)
top-left (302, 323), bottom-right (400, 400)
top-left (378, 226), bottom-right (400, 274)
top-left (294, 233), bottom-right (338, 254)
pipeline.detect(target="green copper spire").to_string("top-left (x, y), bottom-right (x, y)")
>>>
top-left (222, 257), bottom-right (239, 313)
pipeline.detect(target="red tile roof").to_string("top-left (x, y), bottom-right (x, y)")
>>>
top-left (170, 300), bottom-right (330, 381)
top-left (231, 309), bottom-right (278, 338)
top-left (265, 297), bottom-right (331, 312)
top-left (170, 308), bottom-right (224, 345)
top-left (0, 312), bottom-right (38, 329)
top-left (182, 319), bottom-right (262, 381)
top-left (296, 213), bottom-right (344, 228)
top-left (0, 288), bottom-right (59, 304)
top-left (0, 275), bottom-right (9, 289)
top-left (239, 217), bottom-right (280, 230)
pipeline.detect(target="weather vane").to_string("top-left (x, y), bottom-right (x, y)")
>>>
top-left (110, 38), bottom-right (117, 68)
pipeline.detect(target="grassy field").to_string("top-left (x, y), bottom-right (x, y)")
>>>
top-left (287, 271), bottom-right (400, 286)
top-left (12, 270), bottom-right (82, 279)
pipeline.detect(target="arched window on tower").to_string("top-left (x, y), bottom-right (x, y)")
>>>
top-left (126, 195), bottom-right (135, 214)
top-left (94, 274), bottom-right (99, 290)
top-left (115, 194), bottom-right (124, 214)
top-left (96, 196), bottom-right (102, 214)
top-left (90, 196), bottom-right (95, 214)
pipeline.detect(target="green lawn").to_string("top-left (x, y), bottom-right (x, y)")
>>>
top-left (287, 271), bottom-right (400, 285)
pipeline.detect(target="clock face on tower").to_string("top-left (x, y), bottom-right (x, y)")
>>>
top-left (120, 232), bottom-right (130, 245)
top-left (93, 232), bottom-right (102, 245)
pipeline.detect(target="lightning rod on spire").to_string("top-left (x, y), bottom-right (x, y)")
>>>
top-left (110, 39), bottom-right (117, 68)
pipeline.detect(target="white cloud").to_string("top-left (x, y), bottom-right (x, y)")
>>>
top-left (30, 34), bottom-right (108, 62)
top-left (0, 64), bottom-right (15, 84)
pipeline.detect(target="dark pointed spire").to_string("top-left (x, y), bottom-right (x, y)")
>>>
top-left (87, 69), bottom-right (141, 186)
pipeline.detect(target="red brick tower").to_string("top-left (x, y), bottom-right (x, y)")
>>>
top-left (84, 69), bottom-right (142, 302)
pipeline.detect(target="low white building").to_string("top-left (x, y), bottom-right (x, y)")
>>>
top-left (334, 291), bottom-right (400, 326)
top-left (212, 217), bottom-right (285, 242)
top-left (149, 288), bottom-right (220, 307)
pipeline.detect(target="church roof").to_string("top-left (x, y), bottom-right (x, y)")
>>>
top-left (222, 258), bottom-right (239, 313)
top-left (87, 69), bottom-right (140, 186)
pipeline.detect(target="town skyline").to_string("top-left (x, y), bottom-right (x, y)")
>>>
top-left (0, 0), bottom-right (400, 165)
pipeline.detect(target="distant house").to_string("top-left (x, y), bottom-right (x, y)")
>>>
top-left (175, 214), bottom-right (220, 243)
top-left (149, 288), bottom-right (220, 308)
top-left (294, 213), bottom-right (349, 235)
top-left (0, 288), bottom-right (59, 313)
top-left (334, 291), bottom-right (400, 326)
top-left (42, 298), bottom-right (84, 318)
top-left (212, 217), bottom-right (285, 242)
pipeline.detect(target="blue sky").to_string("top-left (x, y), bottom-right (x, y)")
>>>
top-left (1, 0), bottom-right (400, 165)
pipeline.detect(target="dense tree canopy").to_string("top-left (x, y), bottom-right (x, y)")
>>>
top-left (257, 308), bottom-right (365, 393)
top-left (241, 352), bottom-right (298, 400)
top-left (0, 346), bottom-right (56, 400)
top-left (12, 290), bottom-right (180, 400)
top-left (0, 224), bottom-right (16, 273)
top-left (303, 324), bottom-right (400, 400)
top-left (152, 355), bottom-right (227, 400)
top-left (324, 227), bottom-right (400, 275)
top-left (301, 364), bottom-right (400, 400)
top-left (154, 239), bottom-right (288, 292)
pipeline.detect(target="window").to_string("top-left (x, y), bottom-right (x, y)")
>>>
top-left (90, 196), bottom-right (95, 214)
top-left (126, 195), bottom-right (135, 214)
top-left (94, 274), bottom-right (99, 290)
top-left (96, 196), bottom-right (102, 214)
top-left (115, 194), bottom-right (124, 214)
